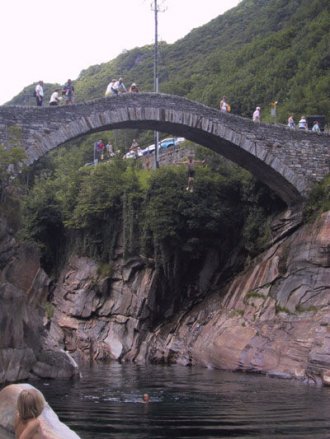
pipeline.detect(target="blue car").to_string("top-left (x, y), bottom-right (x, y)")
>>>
top-left (159, 137), bottom-right (185, 150)
top-left (141, 137), bottom-right (185, 155)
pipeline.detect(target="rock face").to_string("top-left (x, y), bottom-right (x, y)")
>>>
top-left (48, 210), bottom-right (330, 385)
top-left (0, 217), bottom-right (79, 383)
top-left (0, 209), bottom-right (329, 385)
top-left (0, 383), bottom-right (80, 438)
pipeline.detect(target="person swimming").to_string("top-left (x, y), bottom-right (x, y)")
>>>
top-left (142, 393), bottom-right (150, 403)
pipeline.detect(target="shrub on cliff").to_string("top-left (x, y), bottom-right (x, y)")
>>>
top-left (303, 174), bottom-right (330, 221)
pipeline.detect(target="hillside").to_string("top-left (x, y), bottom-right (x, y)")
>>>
top-left (8, 0), bottom-right (329, 123)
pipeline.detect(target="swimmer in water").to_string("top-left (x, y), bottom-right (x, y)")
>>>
top-left (142, 393), bottom-right (150, 403)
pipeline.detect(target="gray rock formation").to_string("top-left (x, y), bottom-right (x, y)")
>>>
top-left (0, 208), bottom-right (329, 385)
top-left (0, 217), bottom-right (79, 382)
top-left (47, 210), bottom-right (330, 385)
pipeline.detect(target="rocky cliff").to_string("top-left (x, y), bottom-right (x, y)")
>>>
top-left (46, 210), bottom-right (330, 385)
top-left (1, 210), bottom-right (329, 385)
top-left (0, 216), bottom-right (79, 383)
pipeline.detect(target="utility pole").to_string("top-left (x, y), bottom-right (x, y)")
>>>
top-left (151, 0), bottom-right (165, 169)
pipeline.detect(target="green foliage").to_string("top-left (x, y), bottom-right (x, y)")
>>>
top-left (0, 145), bottom-right (26, 204)
top-left (21, 176), bottom-right (65, 272)
top-left (97, 262), bottom-right (113, 278)
top-left (228, 309), bottom-right (245, 318)
top-left (295, 304), bottom-right (318, 313)
top-left (303, 174), bottom-right (330, 221)
top-left (44, 302), bottom-right (54, 320)
top-left (275, 304), bottom-right (292, 314)
top-left (21, 138), bottom-right (284, 278)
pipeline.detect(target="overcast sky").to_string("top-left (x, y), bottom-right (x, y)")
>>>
top-left (0, 0), bottom-right (241, 105)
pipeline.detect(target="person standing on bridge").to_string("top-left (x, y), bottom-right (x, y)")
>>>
top-left (34, 81), bottom-right (44, 106)
top-left (129, 82), bottom-right (140, 93)
top-left (312, 120), bottom-right (321, 133)
top-left (63, 79), bottom-right (75, 104)
top-left (219, 96), bottom-right (230, 112)
top-left (106, 141), bottom-right (115, 158)
top-left (253, 106), bottom-right (261, 123)
top-left (287, 115), bottom-right (295, 129)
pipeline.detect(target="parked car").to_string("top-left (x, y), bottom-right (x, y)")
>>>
top-left (141, 144), bottom-right (155, 155)
top-left (142, 137), bottom-right (185, 155)
top-left (123, 147), bottom-right (143, 159)
top-left (159, 137), bottom-right (177, 149)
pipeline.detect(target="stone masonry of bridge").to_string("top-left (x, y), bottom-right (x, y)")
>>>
top-left (0, 93), bottom-right (329, 205)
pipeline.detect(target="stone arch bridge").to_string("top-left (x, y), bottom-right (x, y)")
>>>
top-left (0, 93), bottom-right (329, 205)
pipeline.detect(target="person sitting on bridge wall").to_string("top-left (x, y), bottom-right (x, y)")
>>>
top-left (287, 115), bottom-right (295, 129)
top-left (312, 120), bottom-right (321, 133)
top-left (49, 89), bottom-right (62, 106)
top-left (298, 115), bottom-right (307, 130)
top-left (129, 82), bottom-right (140, 93)
top-left (105, 79), bottom-right (117, 96)
top-left (113, 78), bottom-right (127, 94)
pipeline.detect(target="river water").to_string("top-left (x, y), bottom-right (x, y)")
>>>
top-left (29, 363), bottom-right (330, 439)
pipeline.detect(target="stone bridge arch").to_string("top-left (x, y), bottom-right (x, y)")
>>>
top-left (0, 93), bottom-right (329, 205)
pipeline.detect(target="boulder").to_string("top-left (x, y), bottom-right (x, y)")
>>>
top-left (0, 383), bottom-right (80, 438)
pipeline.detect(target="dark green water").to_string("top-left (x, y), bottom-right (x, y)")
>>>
top-left (33, 363), bottom-right (330, 439)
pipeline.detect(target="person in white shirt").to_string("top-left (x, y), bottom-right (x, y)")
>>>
top-left (253, 106), bottom-right (261, 123)
top-left (312, 120), bottom-right (321, 133)
top-left (220, 96), bottom-right (228, 112)
top-left (49, 89), bottom-right (61, 106)
top-left (105, 79), bottom-right (117, 96)
top-left (114, 78), bottom-right (127, 94)
top-left (298, 116), bottom-right (307, 130)
top-left (35, 80), bottom-right (44, 106)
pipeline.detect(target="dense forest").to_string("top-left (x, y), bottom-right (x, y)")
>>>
top-left (8, 0), bottom-right (330, 124)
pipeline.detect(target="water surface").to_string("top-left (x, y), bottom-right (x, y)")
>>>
top-left (33, 363), bottom-right (330, 439)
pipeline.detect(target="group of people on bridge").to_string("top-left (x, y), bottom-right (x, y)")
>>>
top-left (34, 76), bottom-right (139, 107)
top-left (34, 79), bottom-right (75, 106)
top-left (219, 95), bottom-right (324, 132)
top-left (105, 77), bottom-right (140, 96)
top-left (289, 115), bottom-right (321, 133)
top-left (34, 80), bottom-right (324, 135)
top-left (219, 96), bottom-right (261, 123)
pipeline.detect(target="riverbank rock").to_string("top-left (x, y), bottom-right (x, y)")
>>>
top-left (0, 216), bottom-right (79, 383)
top-left (0, 383), bottom-right (80, 438)
top-left (144, 211), bottom-right (330, 384)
